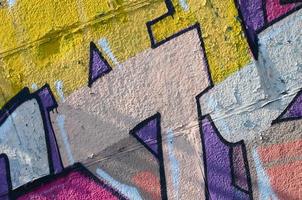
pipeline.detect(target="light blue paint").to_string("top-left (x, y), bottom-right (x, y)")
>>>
top-left (252, 149), bottom-right (278, 200)
top-left (55, 80), bottom-right (65, 102)
top-left (98, 38), bottom-right (120, 68)
top-left (206, 96), bottom-right (232, 138)
top-left (7, 0), bottom-right (15, 7)
top-left (96, 168), bottom-right (142, 200)
top-left (178, 0), bottom-right (189, 11)
top-left (56, 115), bottom-right (74, 165)
top-left (0, 114), bottom-right (17, 142)
top-left (31, 83), bottom-right (38, 91)
top-left (207, 96), bottom-right (218, 111)
top-left (167, 128), bottom-right (180, 199)
top-left (259, 13), bottom-right (302, 42)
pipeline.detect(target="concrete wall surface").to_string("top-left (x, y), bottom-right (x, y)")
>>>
top-left (0, 0), bottom-right (301, 199)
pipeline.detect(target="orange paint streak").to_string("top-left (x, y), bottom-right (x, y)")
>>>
top-left (259, 140), bottom-right (302, 163)
top-left (267, 161), bottom-right (302, 200)
top-left (132, 171), bottom-right (161, 200)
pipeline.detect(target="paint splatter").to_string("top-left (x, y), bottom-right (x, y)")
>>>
top-left (31, 83), bottom-right (38, 91)
top-left (179, 0), bottom-right (189, 11)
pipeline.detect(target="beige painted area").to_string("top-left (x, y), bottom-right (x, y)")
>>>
top-left (51, 29), bottom-right (210, 199)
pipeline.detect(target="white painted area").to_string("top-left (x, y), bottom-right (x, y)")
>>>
top-left (0, 99), bottom-right (49, 189)
top-left (199, 9), bottom-right (302, 142)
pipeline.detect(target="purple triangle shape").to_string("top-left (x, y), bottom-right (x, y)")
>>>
top-left (88, 42), bottom-right (112, 87)
top-left (275, 90), bottom-right (302, 123)
top-left (130, 114), bottom-right (160, 158)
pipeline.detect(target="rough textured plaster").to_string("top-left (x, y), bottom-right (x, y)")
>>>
top-left (17, 170), bottom-right (121, 200)
top-left (0, 99), bottom-right (49, 189)
top-left (199, 9), bottom-right (302, 142)
top-left (246, 119), bottom-right (302, 199)
top-left (0, 1), bottom-right (301, 199)
top-left (0, 0), bottom-right (250, 106)
top-left (86, 136), bottom-right (161, 200)
top-left (52, 29), bottom-right (209, 199)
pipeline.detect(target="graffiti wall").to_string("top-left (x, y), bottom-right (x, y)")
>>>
top-left (0, 0), bottom-right (301, 199)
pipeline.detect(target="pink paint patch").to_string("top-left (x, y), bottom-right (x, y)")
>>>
top-left (17, 171), bottom-right (120, 200)
top-left (266, 0), bottom-right (296, 22)
top-left (259, 139), bottom-right (302, 164)
top-left (266, 161), bottom-right (302, 200)
top-left (132, 171), bottom-right (161, 200)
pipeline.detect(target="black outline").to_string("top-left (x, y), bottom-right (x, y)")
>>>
top-left (0, 154), bottom-right (12, 199)
top-left (146, 0), bottom-right (175, 48)
top-left (272, 89), bottom-right (302, 124)
top-left (234, 0), bottom-right (259, 59)
top-left (11, 163), bottom-right (127, 200)
top-left (148, 22), bottom-right (214, 87)
top-left (146, 10), bottom-right (217, 198)
top-left (195, 113), bottom-right (253, 199)
top-left (88, 41), bottom-right (112, 88)
top-left (280, 0), bottom-right (302, 5)
top-left (262, 0), bottom-right (269, 25)
top-left (0, 84), bottom-right (64, 176)
top-left (129, 114), bottom-right (159, 159)
top-left (257, 0), bottom-right (302, 33)
top-left (129, 113), bottom-right (168, 200)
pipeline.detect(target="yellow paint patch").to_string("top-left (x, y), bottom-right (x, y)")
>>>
top-left (150, 0), bottom-right (251, 83)
top-left (0, 0), bottom-right (250, 107)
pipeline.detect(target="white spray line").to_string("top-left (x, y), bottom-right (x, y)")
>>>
top-left (179, 0), bottom-right (189, 11)
top-left (96, 167), bottom-right (142, 200)
top-left (98, 38), bottom-right (121, 69)
top-left (56, 115), bottom-right (74, 165)
top-left (55, 80), bottom-right (65, 102)
top-left (252, 148), bottom-right (279, 200)
top-left (167, 128), bottom-right (180, 200)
